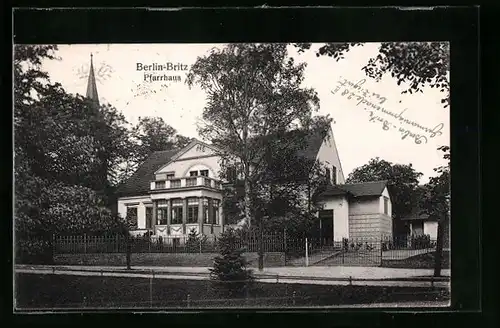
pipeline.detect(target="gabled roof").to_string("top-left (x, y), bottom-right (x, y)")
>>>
top-left (400, 204), bottom-right (432, 221)
top-left (116, 128), bottom-right (329, 198)
top-left (251, 127), bottom-right (327, 162)
top-left (320, 180), bottom-right (388, 198)
top-left (154, 139), bottom-right (221, 174)
top-left (116, 149), bottom-right (178, 197)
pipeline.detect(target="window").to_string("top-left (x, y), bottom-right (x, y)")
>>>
top-left (325, 168), bottom-right (331, 182)
top-left (383, 197), bottom-right (389, 215)
top-left (204, 178), bottom-right (212, 187)
top-left (212, 199), bottom-right (220, 225)
top-left (200, 169), bottom-right (209, 177)
top-left (166, 173), bottom-right (175, 179)
top-left (187, 198), bottom-right (199, 223)
top-left (171, 179), bottom-right (181, 188)
top-left (157, 208), bottom-right (168, 225)
top-left (145, 207), bottom-right (153, 229)
top-left (126, 207), bottom-right (138, 226)
top-left (155, 181), bottom-right (165, 189)
top-left (190, 170), bottom-right (198, 177)
top-left (203, 198), bottom-right (210, 224)
top-left (157, 199), bottom-right (168, 225)
top-left (332, 166), bottom-right (337, 184)
top-left (186, 178), bottom-right (197, 187)
top-left (171, 199), bottom-right (183, 224)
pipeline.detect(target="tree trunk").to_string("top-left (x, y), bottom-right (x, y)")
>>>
top-left (258, 215), bottom-right (264, 271)
top-left (433, 216), bottom-right (446, 277)
top-left (243, 169), bottom-right (252, 228)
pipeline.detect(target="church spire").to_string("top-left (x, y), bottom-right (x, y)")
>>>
top-left (86, 53), bottom-right (99, 106)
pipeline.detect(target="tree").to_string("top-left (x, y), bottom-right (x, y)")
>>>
top-left (187, 44), bottom-right (330, 269)
top-left (294, 42), bottom-right (449, 107)
top-left (185, 228), bottom-right (207, 253)
top-left (126, 117), bottom-right (193, 178)
top-left (420, 146), bottom-right (450, 277)
top-left (297, 42), bottom-right (451, 273)
top-left (187, 43), bottom-right (327, 271)
top-left (209, 228), bottom-right (253, 297)
top-left (187, 43), bottom-right (321, 229)
top-left (14, 45), bottom-right (135, 262)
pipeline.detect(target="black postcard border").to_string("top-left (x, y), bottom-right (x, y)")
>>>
top-left (9, 5), bottom-right (483, 327)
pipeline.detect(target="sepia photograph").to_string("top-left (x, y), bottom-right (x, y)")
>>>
top-left (14, 41), bottom-right (451, 311)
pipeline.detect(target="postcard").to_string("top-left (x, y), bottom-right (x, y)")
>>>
top-left (14, 42), bottom-right (451, 311)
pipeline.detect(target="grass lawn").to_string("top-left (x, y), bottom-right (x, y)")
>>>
top-left (381, 251), bottom-right (450, 269)
top-left (15, 273), bottom-right (450, 309)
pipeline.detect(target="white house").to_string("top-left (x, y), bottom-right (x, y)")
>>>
top-left (81, 54), bottom-right (393, 243)
top-left (115, 131), bottom-right (393, 243)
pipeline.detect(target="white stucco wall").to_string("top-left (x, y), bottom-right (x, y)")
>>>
top-left (177, 143), bottom-right (214, 159)
top-left (347, 187), bottom-right (393, 239)
top-left (424, 221), bottom-right (438, 239)
top-left (117, 195), bottom-right (152, 230)
top-left (157, 155), bottom-right (221, 179)
top-left (349, 197), bottom-right (380, 215)
top-left (378, 187), bottom-right (392, 216)
top-left (319, 195), bottom-right (349, 240)
top-left (315, 128), bottom-right (346, 184)
top-left (150, 189), bottom-right (222, 201)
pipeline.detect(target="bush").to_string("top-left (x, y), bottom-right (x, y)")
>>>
top-left (16, 237), bottom-right (53, 264)
top-left (185, 228), bottom-right (204, 253)
top-left (209, 228), bottom-right (253, 297)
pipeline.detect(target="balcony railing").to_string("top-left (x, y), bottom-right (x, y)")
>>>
top-left (151, 176), bottom-right (224, 191)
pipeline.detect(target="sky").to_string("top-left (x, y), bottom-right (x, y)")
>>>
top-left (41, 43), bottom-right (449, 184)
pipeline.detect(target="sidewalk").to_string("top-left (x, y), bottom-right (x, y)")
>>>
top-left (16, 264), bottom-right (450, 288)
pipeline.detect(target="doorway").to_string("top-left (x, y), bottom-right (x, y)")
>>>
top-left (318, 210), bottom-right (334, 245)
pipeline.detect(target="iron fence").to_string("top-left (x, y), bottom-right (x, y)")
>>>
top-left (53, 233), bottom-right (287, 255)
top-left (53, 234), bottom-right (438, 267)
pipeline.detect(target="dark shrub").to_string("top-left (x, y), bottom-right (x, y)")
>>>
top-left (209, 228), bottom-right (253, 297)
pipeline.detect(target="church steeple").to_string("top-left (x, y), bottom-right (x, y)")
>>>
top-left (86, 53), bottom-right (99, 106)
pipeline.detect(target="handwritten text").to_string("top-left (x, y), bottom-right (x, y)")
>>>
top-left (332, 78), bottom-right (444, 145)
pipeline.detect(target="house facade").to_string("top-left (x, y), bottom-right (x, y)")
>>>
top-left (80, 54), bottom-right (393, 243)
top-left (116, 131), bottom-right (393, 243)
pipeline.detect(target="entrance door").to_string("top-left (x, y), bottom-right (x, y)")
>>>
top-left (318, 210), bottom-right (334, 245)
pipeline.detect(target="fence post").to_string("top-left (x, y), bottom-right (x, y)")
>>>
top-left (186, 294), bottom-right (191, 308)
top-left (199, 239), bottom-right (202, 254)
top-left (380, 236), bottom-right (383, 264)
top-left (283, 229), bottom-right (287, 252)
top-left (149, 270), bottom-right (153, 308)
top-left (84, 233), bottom-right (87, 254)
top-left (292, 291), bottom-right (296, 306)
top-left (305, 238), bottom-right (309, 267)
top-left (342, 242), bottom-right (345, 265)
